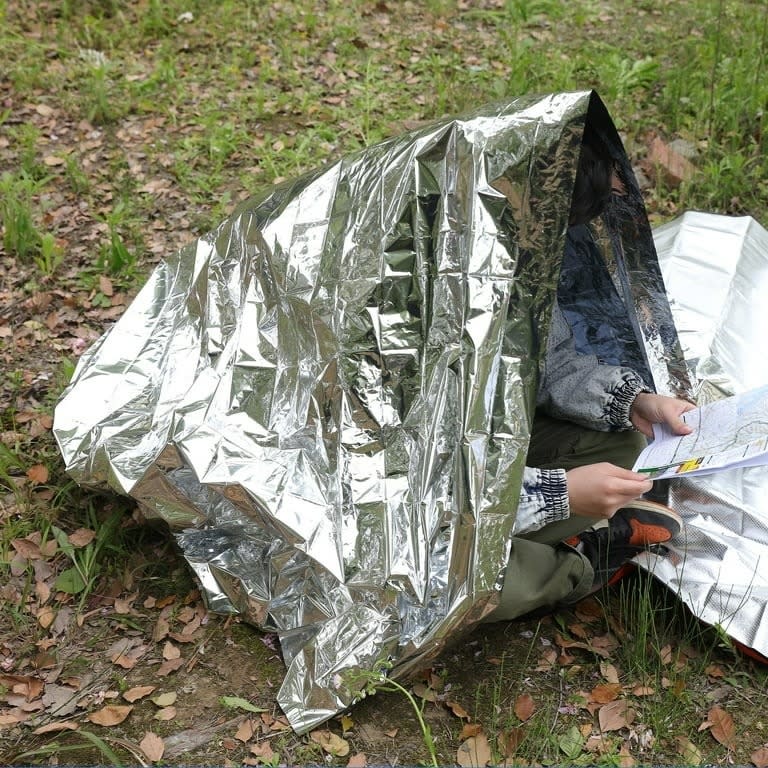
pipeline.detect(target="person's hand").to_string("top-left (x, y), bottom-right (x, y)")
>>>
top-left (566, 463), bottom-right (654, 520)
top-left (629, 392), bottom-right (696, 439)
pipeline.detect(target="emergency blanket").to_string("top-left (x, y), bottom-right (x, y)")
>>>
top-left (644, 212), bottom-right (768, 662)
top-left (54, 91), bottom-right (692, 732)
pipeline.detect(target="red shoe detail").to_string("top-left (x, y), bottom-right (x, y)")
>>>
top-left (627, 519), bottom-right (674, 547)
top-left (605, 562), bottom-right (636, 587)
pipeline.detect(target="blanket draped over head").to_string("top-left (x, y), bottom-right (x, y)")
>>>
top-left (54, 91), bottom-right (689, 732)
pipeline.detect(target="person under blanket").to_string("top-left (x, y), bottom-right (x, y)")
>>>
top-left (486, 126), bottom-right (695, 621)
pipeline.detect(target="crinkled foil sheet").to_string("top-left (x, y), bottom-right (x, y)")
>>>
top-left (53, 91), bottom-right (690, 732)
top-left (644, 212), bottom-right (768, 660)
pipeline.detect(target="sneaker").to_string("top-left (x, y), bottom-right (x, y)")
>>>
top-left (570, 499), bottom-right (683, 591)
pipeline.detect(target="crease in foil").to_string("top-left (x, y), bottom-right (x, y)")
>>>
top-left (54, 90), bottom-right (691, 732)
top-left (649, 211), bottom-right (768, 660)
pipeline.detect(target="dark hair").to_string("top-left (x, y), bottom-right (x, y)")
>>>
top-left (568, 127), bottom-right (612, 226)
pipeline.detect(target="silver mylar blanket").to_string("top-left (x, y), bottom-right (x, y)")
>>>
top-left (644, 212), bottom-right (768, 661)
top-left (54, 91), bottom-right (693, 732)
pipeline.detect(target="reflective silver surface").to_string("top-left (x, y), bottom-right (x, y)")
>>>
top-left (651, 212), bottom-right (768, 660)
top-left (54, 91), bottom-right (688, 731)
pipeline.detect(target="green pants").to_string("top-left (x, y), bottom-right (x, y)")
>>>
top-left (484, 412), bottom-right (648, 622)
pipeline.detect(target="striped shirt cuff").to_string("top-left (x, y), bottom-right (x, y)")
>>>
top-left (608, 375), bottom-right (650, 430)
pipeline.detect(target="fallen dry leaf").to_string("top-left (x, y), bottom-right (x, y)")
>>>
top-left (347, 752), bottom-right (367, 767)
top-left (235, 717), bottom-right (255, 742)
top-left (37, 605), bottom-right (56, 629)
top-left (598, 700), bottom-right (634, 732)
top-left (67, 528), bottom-right (96, 547)
top-left (250, 741), bottom-right (275, 760)
top-left (11, 537), bottom-right (41, 559)
top-left (153, 613), bottom-right (171, 641)
top-left (705, 663), bottom-right (725, 679)
top-left (448, 700), bottom-right (470, 719)
top-left (618, 743), bottom-right (636, 767)
top-left (140, 731), bottom-right (164, 762)
top-left (600, 662), bottom-right (620, 684)
top-left (461, 722), bottom-right (483, 739)
top-left (457, 732), bottom-right (491, 767)
top-left (310, 729), bottom-right (350, 757)
top-left (555, 632), bottom-right (612, 659)
top-left (590, 683), bottom-right (621, 704)
top-left (676, 736), bottom-right (702, 765)
top-left (707, 705), bottom-right (736, 749)
top-left (498, 727), bottom-right (524, 757)
top-left (153, 706), bottom-right (176, 721)
top-left (150, 691), bottom-right (177, 707)
top-left (2, 674), bottom-right (44, 702)
top-left (111, 643), bottom-right (147, 670)
top-left (156, 657), bottom-right (184, 676)
top-left (751, 746), bottom-right (768, 768)
top-left (412, 681), bottom-right (438, 702)
top-left (87, 704), bottom-right (133, 726)
top-left (585, 734), bottom-right (611, 754)
top-left (99, 275), bottom-right (114, 296)
top-left (123, 685), bottom-right (156, 702)
top-left (162, 641), bottom-right (180, 660)
top-left (340, 714), bottom-right (354, 733)
top-left (536, 648), bottom-right (558, 670)
top-left (0, 712), bottom-right (29, 725)
top-left (514, 692), bottom-right (535, 721)
top-left (26, 464), bottom-right (49, 484)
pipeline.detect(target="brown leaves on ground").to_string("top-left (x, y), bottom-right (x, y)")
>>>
top-left (86, 704), bottom-right (133, 726)
top-left (513, 692), bottom-right (535, 721)
top-left (700, 705), bottom-right (737, 750)
top-left (677, 735), bottom-right (703, 765)
top-left (598, 700), bottom-right (635, 732)
top-left (310, 728), bottom-right (351, 756)
top-left (456, 730), bottom-right (492, 767)
top-left (751, 746), bottom-right (768, 768)
top-left (140, 731), bottom-right (165, 762)
top-left (0, 573), bottom-right (231, 747)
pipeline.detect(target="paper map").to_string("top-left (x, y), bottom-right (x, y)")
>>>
top-left (633, 384), bottom-right (768, 480)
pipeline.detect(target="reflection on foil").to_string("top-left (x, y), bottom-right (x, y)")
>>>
top-left (53, 90), bottom-right (690, 732)
top-left (650, 212), bottom-right (768, 659)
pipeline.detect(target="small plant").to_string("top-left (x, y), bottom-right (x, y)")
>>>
top-left (97, 227), bottom-right (135, 276)
top-left (64, 154), bottom-right (92, 196)
top-left (50, 505), bottom-right (125, 610)
top-left (346, 659), bottom-right (440, 766)
top-left (35, 233), bottom-right (65, 276)
top-left (10, 122), bottom-right (47, 180)
top-left (76, 54), bottom-right (127, 124)
top-left (0, 171), bottom-right (45, 262)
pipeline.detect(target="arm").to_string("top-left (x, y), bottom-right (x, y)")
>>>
top-left (512, 466), bottom-right (569, 535)
top-left (537, 300), bottom-right (649, 431)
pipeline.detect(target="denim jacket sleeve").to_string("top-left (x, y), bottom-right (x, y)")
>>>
top-left (513, 300), bottom-right (651, 535)
top-left (536, 300), bottom-right (650, 432)
top-left (513, 466), bottom-right (569, 535)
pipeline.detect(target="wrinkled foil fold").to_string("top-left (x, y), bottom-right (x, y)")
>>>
top-left (54, 91), bottom-right (692, 731)
top-left (646, 212), bottom-right (768, 660)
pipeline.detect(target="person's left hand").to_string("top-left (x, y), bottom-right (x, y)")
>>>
top-left (630, 392), bottom-right (696, 439)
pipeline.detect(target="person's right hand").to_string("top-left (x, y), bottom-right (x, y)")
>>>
top-left (565, 462), bottom-right (654, 520)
